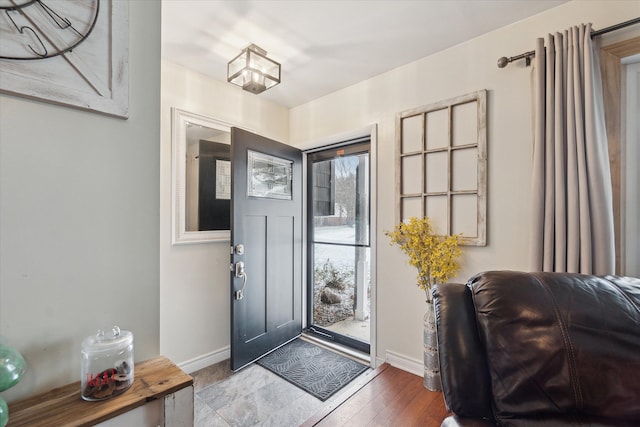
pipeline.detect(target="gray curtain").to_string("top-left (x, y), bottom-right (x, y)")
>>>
top-left (529, 23), bottom-right (615, 275)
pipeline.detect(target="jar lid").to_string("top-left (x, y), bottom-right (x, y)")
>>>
top-left (82, 326), bottom-right (133, 353)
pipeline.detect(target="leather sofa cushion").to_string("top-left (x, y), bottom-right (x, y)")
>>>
top-left (433, 282), bottom-right (494, 420)
top-left (469, 271), bottom-right (640, 422)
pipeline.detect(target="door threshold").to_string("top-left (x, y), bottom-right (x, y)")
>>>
top-left (301, 333), bottom-right (371, 366)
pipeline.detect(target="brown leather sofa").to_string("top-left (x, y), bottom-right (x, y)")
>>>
top-left (433, 271), bottom-right (640, 427)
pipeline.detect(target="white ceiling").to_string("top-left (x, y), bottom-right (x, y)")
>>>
top-left (162, 0), bottom-right (568, 108)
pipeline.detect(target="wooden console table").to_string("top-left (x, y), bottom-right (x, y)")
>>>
top-left (7, 356), bottom-right (193, 427)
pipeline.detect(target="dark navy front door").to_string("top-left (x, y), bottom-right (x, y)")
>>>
top-left (229, 128), bottom-right (303, 371)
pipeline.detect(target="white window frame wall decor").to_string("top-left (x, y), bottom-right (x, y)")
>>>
top-left (396, 90), bottom-right (487, 246)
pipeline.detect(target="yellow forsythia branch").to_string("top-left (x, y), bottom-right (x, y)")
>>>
top-left (386, 217), bottom-right (462, 301)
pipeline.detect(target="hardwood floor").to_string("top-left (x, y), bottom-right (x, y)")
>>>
top-left (302, 363), bottom-right (449, 426)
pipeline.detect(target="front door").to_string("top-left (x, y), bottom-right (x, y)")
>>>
top-left (230, 128), bottom-right (303, 371)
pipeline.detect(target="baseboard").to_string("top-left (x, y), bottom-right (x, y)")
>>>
top-left (385, 350), bottom-right (423, 377)
top-left (177, 346), bottom-right (230, 374)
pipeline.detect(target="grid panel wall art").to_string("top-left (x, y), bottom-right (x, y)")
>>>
top-left (395, 90), bottom-right (487, 246)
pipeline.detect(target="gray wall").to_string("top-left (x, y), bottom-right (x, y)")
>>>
top-left (0, 1), bottom-right (161, 402)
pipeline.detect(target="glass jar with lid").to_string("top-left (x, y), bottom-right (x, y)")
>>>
top-left (81, 326), bottom-right (134, 401)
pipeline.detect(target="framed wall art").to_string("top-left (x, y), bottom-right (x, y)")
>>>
top-left (396, 90), bottom-right (487, 246)
top-left (0, 0), bottom-right (129, 118)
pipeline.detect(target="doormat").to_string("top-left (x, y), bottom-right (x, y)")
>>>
top-left (256, 338), bottom-right (368, 401)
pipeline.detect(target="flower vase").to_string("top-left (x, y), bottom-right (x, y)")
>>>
top-left (423, 299), bottom-right (441, 391)
top-left (0, 343), bottom-right (27, 427)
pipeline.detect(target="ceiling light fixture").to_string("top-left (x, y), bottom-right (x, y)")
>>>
top-left (227, 44), bottom-right (281, 94)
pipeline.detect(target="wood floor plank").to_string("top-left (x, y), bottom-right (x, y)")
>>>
top-left (327, 366), bottom-right (418, 426)
top-left (394, 388), bottom-right (438, 423)
top-left (395, 390), bottom-right (444, 426)
top-left (367, 371), bottom-right (425, 426)
top-left (315, 365), bottom-right (411, 426)
top-left (304, 363), bottom-right (448, 427)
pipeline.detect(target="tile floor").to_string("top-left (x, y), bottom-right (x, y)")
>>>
top-left (192, 359), bottom-right (326, 427)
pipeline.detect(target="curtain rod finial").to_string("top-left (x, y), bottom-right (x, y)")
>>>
top-left (497, 57), bottom-right (509, 68)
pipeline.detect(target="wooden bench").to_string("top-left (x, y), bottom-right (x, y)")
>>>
top-left (7, 356), bottom-right (193, 427)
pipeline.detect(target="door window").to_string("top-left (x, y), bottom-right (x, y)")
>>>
top-left (307, 142), bottom-right (370, 353)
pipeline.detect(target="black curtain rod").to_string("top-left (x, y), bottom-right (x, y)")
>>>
top-left (497, 17), bottom-right (640, 68)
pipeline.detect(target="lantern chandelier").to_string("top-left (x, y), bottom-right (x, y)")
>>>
top-left (227, 44), bottom-right (281, 94)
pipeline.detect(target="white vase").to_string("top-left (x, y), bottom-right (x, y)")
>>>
top-left (423, 299), bottom-right (442, 391)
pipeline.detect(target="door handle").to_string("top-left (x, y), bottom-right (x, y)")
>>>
top-left (233, 261), bottom-right (247, 300)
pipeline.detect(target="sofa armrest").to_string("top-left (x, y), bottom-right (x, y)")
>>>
top-left (433, 282), bottom-right (494, 420)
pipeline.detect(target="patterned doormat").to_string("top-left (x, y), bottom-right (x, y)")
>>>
top-left (256, 338), bottom-right (368, 401)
